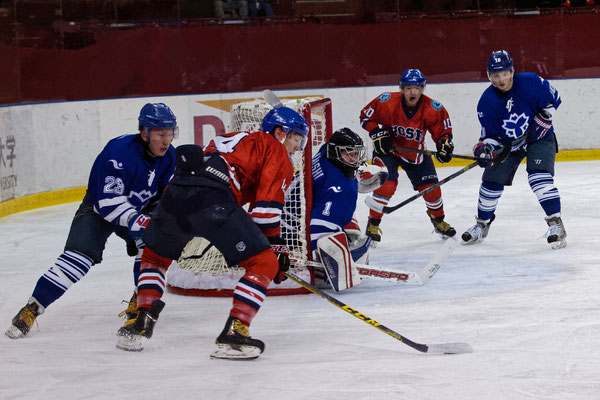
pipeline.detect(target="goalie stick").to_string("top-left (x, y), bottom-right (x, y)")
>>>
top-left (284, 270), bottom-right (473, 355)
top-left (393, 146), bottom-right (481, 161)
top-left (365, 161), bottom-right (479, 214)
top-left (291, 237), bottom-right (456, 286)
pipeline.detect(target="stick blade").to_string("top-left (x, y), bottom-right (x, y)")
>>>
top-left (426, 342), bottom-right (473, 355)
top-left (262, 89), bottom-right (283, 108)
top-left (364, 195), bottom-right (384, 213)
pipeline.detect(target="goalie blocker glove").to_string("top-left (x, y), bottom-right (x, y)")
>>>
top-left (369, 127), bottom-right (393, 156)
top-left (269, 236), bottom-right (290, 284)
top-left (435, 137), bottom-right (454, 163)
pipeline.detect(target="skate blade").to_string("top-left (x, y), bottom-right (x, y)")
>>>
top-left (433, 230), bottom-right (456, 239)
top-left (550, 239), bottom-right (567, 250)
top-left (5, 325), bottom-right (26, 339)
top-left (460, 237), bottom-right (482, 246)
top-left (116, 335), bottom-right (147, 352)
top-left (210, 343), bottom-right (262, 360)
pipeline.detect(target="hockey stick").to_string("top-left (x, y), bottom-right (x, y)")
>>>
top-left (262, 89), bottom-right (283, 108)
top-left (365, 161), bottom-right (479, 214)
top-left (291, 237), bottom-right (456, 286)
top-left (393, 146), bottom-right (480, 161)
top-left (284, 270), bottom-right (472, 354)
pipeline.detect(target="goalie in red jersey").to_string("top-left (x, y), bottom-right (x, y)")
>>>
top-left (115, 106), bottom-right (309, 360)
top-left (360, 68), bottom-right (457, 244)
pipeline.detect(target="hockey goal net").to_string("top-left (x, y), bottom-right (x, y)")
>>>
top-left (166, 96), bottom-right (333, 297)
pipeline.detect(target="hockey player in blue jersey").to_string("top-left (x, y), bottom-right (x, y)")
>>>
top-left (461, 50), bottom-right (567, 249)
top-left (310, 128), bottom-right (387, 291)
top-left (5, 103), bottom-right (177, 339)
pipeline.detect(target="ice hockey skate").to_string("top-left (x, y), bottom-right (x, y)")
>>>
top-left (544, 215), bottom-right (567, 249)
top-left (427, 211), bottom-right (456, 238)
top-left (211, 317), bottom-right (265, 360)
top-left (116, 299), bottom-right (165, 352)
top-left (365, 218), bottom-right (382, 245)
top-left (461, 214), bottom-right (495, 245)
top-left (116, 291), bottom-right (138, 335)
top-left (5, 298), bottom-right (44, 339)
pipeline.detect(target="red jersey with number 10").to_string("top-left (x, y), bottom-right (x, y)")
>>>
top-left (204, 131), bottom-right (293, 238)
top-left (360, 92), bottom-right (453, 164)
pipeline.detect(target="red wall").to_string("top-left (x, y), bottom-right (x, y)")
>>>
top-left (1, 13), bottom-right (598, 105)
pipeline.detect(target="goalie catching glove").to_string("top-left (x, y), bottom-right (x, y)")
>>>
top-left (357, 157), bottom-right (388, 193)
top-left (269, 236), bottom-right (290, 284)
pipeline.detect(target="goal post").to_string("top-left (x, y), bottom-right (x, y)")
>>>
top-left (166, 95), bottom-right (333, 297)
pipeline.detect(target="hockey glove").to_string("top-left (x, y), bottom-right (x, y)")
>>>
top-left (128, 213), bottom-right (150, 240)
top-left (530, 110), bottom-right (553, 141)
top-left (473, 140), bottom-right (510, 168)
top-left (269, 237), bottom-right (290, 284)
top-left (369, 127), bottom-right (392, 156)
top-left (357, 157), bottom-right (388, 193)
top-left (435, 137), bottom-right (454, 163)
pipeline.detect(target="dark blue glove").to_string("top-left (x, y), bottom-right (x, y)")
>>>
top-left (128, 213), bottom-right (150, 240)
top-left (530, 110), bottom-right (553, 141)
top-left (369, 127), bottom-right (393, 156)
top-left (473, 141), bottom-right (509, 168)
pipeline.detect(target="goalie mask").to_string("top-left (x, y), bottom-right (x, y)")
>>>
top-left (326, 128), bottom-right (366, 179)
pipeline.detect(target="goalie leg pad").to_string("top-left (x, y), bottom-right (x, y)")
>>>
top-left (316, 232), bottom-right (361, 292)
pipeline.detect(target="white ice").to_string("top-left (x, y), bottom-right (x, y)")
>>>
top-left (1, 161), bottom-right (599, 400)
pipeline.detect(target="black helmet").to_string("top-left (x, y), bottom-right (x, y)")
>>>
top-left (326, 128), bottom-right (366, 178)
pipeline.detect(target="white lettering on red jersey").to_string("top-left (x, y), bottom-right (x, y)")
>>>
top-left (205, 131), bottom-right (293, 237)
top-left (360, 93), bottom-right (453, 164)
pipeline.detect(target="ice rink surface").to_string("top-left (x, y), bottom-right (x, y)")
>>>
top-left (1, 160), bottom-right (599, 400)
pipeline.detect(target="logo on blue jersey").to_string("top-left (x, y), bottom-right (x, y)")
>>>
top-left (501, 113), bottom-right (530, 139)
top-left (506, 97), bottom-right (514, 112)
top-left (108, 159), bottom-right (124, 170)
top-left (378, 93), bottom-right (391, 102)
top-left (129, 189), bottom-right (157, 204)
top-left (430, 100), bottom-right (443, 110)
top-left (147, 169), bottom-right (156, 187)
top-left (235, 241), bottom-right (246, 252)
top-left (327, 186), bottom-right (343, 193)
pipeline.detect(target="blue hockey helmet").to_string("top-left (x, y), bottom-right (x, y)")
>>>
top-left (138, 103), bottom-right (179, 138)
top-left (261, 106), bottom-right (310, 148)
top-left (487, 50), bottom-right (514, 73)
top-left (400, 69), bottom-right (427, 88)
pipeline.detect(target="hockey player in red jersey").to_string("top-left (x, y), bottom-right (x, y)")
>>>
top-left (115, 106), bottom-right (309, 359)
top-left (360, 68), bottom-right (456, 244)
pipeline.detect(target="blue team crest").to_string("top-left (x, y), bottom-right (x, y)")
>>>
top-left (502, 113), bottom-right (530, 139)
top-left (378, 93), bottom-right (391, 102)
top-left (430, 100), bottom-right (443, 110)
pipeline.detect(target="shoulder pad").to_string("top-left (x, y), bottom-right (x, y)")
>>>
top-left (378, 93), bottom-right (392, 102)
top-left (430, 100), bottom-right (443, 111)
